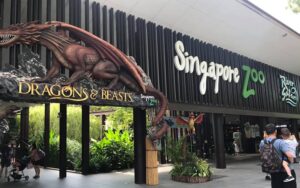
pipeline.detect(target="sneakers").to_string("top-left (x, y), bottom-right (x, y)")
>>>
top-left (33, 175), bottom-right (40, 179)
top-left (283, 176), bottom-right (295, 183)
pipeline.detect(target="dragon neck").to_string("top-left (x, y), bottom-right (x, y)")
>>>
top-left (38, 30), bottom-right (73, 68)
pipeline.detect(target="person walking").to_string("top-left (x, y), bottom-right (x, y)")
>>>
top-left (262, 132), bottom-right (271, 180)
top-left (260, 124), bottom-right (297, 188)
top-left (29, 144), bottom-right (44, 179)
top-left (233, 140), bottom-right (239, 156)
top-left (0, 141), bottom-right (11, 179)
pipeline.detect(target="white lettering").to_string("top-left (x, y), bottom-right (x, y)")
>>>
top-left (215, 64), bottom-right (224, 94)
top-left (188, 56), bottom-right (200, 74)
top-left (233, 68), bottom-right (240, 83)
top-left (279, 75), bottom-right (299, 107)
top-left (174, 41), bottom-right (186, 71)
top-left (173, 40), bottom-right (240, 95)
top-left (222, 66), bottom-right (230, 81)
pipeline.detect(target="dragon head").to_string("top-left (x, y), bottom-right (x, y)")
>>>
top-left (0, 21), bottom-right (51, 47)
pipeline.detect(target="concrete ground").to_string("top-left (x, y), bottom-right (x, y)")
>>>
top-left (0, 156), bottom-right (299, 188)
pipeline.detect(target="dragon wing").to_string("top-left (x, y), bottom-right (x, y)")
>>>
top-left (176, 116), bottom-right (188, 125)
top-left (194, 113), bottom-right (204, 124)
top-left (46, 21), bottom-right (146, 93)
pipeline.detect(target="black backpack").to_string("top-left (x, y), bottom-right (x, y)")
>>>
top-left (260, 139), bottom-right (282, 173)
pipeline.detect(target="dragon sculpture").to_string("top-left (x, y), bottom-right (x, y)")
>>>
top-left (176, 112), bottom-right (204, 135)
top-left (0, 21), bottom-right (167, 125)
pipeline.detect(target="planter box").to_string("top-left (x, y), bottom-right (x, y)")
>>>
top-left (171, 175), bottom-right (210, 183)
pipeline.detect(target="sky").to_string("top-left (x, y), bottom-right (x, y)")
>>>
top-left (249, 0), bottom-right (300, 34)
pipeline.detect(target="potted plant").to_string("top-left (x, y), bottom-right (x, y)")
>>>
top-left (167, 136), bottom-right (212, 183)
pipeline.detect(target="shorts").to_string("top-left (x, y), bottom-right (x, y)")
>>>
top-left (1, 159), bottom-right (11, 167)
top-left (32, 159), bottom-right (44, 166)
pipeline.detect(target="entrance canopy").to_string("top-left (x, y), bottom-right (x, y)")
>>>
top-left (0, 21), bottom-right (168, 183)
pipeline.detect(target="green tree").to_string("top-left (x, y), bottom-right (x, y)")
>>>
top-left (106, 107), bottom-right (133, 129)
top-left (288, 0), bottom-right (300, 13)
top-left (29, 105), bottom-right (45, 146)
top-left (28, 104), bottom-right (133, 144)
top-left (22, 104), bottom-right (134, 171)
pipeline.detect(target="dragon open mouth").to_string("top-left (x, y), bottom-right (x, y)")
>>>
top-left (0, 34), bottom-right (16, 44)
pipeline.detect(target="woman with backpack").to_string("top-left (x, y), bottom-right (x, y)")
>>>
top-left (29, 143), bottom-right (44, 179)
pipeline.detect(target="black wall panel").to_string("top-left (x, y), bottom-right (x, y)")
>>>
top-left (0, 0), bottom-right (299, 114)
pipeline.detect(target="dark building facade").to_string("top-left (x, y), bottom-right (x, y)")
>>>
top-left (0, 0), bottom-right (299, 178)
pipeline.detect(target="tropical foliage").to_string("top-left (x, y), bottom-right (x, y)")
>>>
top-left (90, 129), bottom-right (134, 172)
top-left (105, 107), bottom-right (133, 130)
top-left (47, 131), bottom-right (82, 170)
top-left (28, 104), bottom-right (133, 144)
top-left (24, 104), bottom-right (133, 171)
top-left (167, 136), bottom-right (212, 178)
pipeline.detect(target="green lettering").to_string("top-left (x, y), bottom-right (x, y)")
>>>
top-left (258, 71), bottom-right (265, 84)
top-left (242, 65), bottom-right (255, 99)
top-left (251, 68), bottom-right (258, 82)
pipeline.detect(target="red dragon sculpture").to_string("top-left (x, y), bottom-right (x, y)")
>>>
top-left (0, 21), bottom-right (167, 125)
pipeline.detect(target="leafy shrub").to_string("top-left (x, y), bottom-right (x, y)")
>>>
top-left (24, 104), bottom-right (133, 171)
top-left (166, 137), bottom-right (187, 164)
top-left (90, 129), bottom-right (133, 172)
top-left (170, 156), bottom-right (212, 177)
top-left (28, 105), bottom-right (132, 145)
top-left (48, 131), bottom-right (59, 168)
top-left (90, 153), bottom-right (112, 172)
top-left (67, 138), bottom-right (82, 170)
top-left (48, 131), bottom-right (82, 170)
top-left (167, 136), bottom-right (212, 178)
top-left (29, 106), bottom-right (45, 147)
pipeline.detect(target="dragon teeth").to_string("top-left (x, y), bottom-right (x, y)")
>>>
top-left (0, 34), bottom-right (15, 43)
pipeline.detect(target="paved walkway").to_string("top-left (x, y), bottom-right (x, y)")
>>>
top-left (0, 157), bottom-right (299, 188)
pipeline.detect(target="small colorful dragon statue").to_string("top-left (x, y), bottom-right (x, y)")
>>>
top-left (176, 112), bottom-right (204, 135)
top-left (0, 21), bottom-right (167, 125)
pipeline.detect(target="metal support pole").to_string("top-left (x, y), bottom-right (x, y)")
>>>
top-left (59, 104), bottom-right (67, 178)
top-left (20, 107), bottom-right (29, 149)
top-left (211, 113), bottom-right (226, 169)
top-left (82, 105), bottom-right (90, 175)
top-left (44, 103), bottom-right (50, 168)
top-left (133, 108), bottom-right (146, 184)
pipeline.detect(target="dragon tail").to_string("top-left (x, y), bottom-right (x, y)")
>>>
top-left (145, 85), bottom-right (168, 126)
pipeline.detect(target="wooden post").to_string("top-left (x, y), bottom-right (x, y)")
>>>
top-left (146, 138), bottom-right (159, 185)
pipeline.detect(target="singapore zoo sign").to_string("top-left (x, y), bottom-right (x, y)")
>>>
top-left (173, 40), bottom-right (265, 99)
